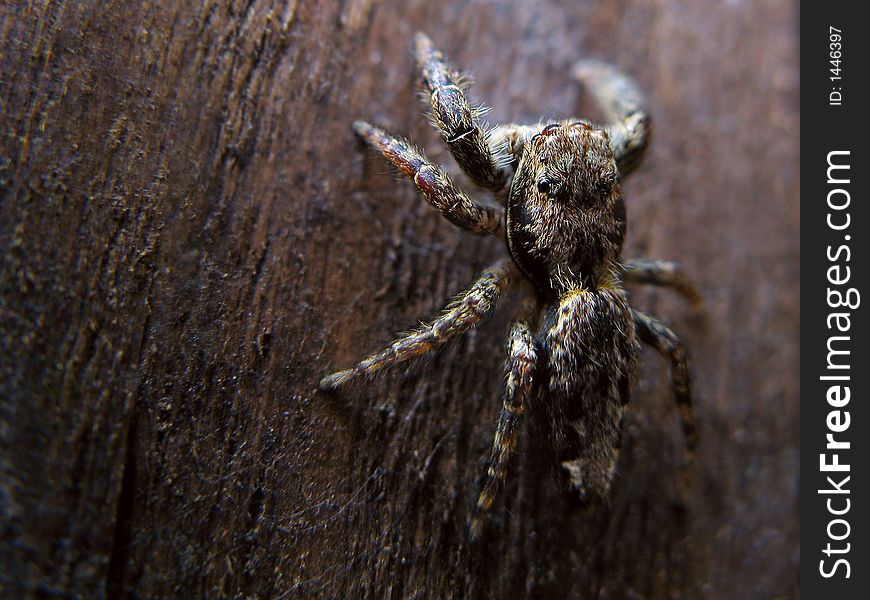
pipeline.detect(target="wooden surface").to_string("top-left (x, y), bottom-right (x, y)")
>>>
top-left (0, 1), bottom-right (799, 598)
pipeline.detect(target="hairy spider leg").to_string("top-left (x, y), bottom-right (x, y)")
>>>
top-left (572, 60), bottom-right (650, 177)
top-left (472, 303), bottom-right (538, 539)
top-left (414, 32), bottom-right (507, 192)
top-left (486, 123), bottom-right (541, 171)
top-left (632, 309), bottom-right (698, 456)
top-left (353, 120), bottom-right (504, 238)
top-left (482, 62), bottom-right (652, 178)
top-left (623, 258), bottom-right (703, 306)
top-left (319, 260), bottom-right (516, 391)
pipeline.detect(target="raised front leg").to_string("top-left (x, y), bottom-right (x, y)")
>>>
top-left (353, 121), bottom-right (504, 237)
top-left (414, 32), bottom-right (507, 192)
top-left (632, 309), bottom-right (698, 456)
top-left (320, 260), bottom-right (516, 391)
top-left (573, 60), bottom-right (650, 177)
top-left (471, 313), bottom-right (538, 539)
top-left (623, 258), bottom-right (703, 306)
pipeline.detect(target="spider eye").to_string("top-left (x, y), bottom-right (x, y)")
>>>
top-left (537, 178), bottom-right (551, 194)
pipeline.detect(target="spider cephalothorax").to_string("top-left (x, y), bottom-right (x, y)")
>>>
top-left (320, 33), bottom-right (700, 538)
top-left (507, 120), bottom-right (626, 297)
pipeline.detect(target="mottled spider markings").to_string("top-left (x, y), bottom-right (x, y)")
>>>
top-left (320, 32), bottom-right (701, 539)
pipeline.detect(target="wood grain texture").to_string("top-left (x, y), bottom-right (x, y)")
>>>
top-left (0, 0), bottom-right (799, 598)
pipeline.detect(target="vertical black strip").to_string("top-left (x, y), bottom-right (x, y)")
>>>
top-left (802, 3), bottom-right (869, 597)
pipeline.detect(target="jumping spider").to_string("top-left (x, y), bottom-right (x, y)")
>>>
top-left (320, 33), bottom-right (701, 537)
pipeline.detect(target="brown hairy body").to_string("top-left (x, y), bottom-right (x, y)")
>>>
top-left (320, 33), bottom-right (699, 538)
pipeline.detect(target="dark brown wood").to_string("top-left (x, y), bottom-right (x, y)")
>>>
top-left (0, 1), bottom-right (799, 598)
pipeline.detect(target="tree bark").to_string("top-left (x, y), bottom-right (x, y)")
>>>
top-left (1, 1), bottom-right (799, 598)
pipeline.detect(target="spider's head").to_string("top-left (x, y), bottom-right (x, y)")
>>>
top-left (506, 120), bottom-right (626, 297)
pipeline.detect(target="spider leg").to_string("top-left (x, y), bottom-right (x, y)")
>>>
top-left (623, 258), bottom-right (703, 306)
top-left (414, 32), bottom-right (507, 192)
top-left (486, 124), bottom-right (540, 173)
top-left (319, 259), bottom-right (516, 391)
top-left (572, 60), bottom-right (650, 177)
top-left (353, 120), bottom-right (504, 237)
top-left (631, 309), bottom-right (698, 456)
top-left (471, 299), bottom-right (538, 539)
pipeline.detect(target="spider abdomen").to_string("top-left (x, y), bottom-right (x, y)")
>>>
top-left (539, 286), bottom-right (640, 497)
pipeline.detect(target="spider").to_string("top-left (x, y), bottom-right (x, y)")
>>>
top-left (320, 33), bottom-right (701, 538)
